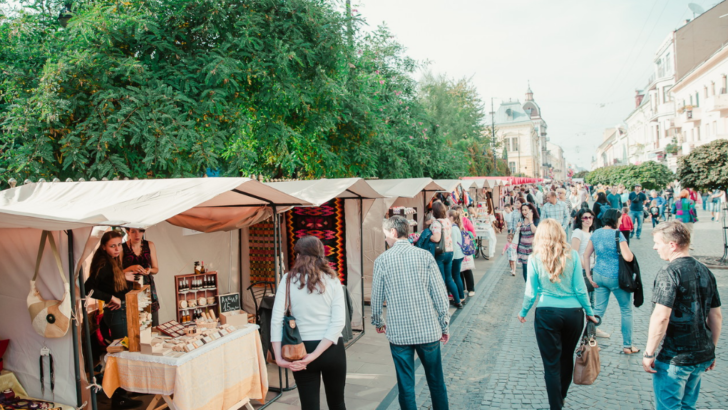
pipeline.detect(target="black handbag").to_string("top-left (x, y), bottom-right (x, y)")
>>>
top-left (615, 231), bottom-right (639, 293)
top-left (279, 274), bottom-right (306, 361)
top-left (582, 269), bottom-right (595, 292)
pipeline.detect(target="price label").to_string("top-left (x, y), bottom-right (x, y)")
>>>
top-left (218, 293), bottom-right (241, 313)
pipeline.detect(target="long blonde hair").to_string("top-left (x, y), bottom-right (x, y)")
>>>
top-left (447, 209), bottom-right (464, 231)
top-left (533, 219), bottom-right (572, 283)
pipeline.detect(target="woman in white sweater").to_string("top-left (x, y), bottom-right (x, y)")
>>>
top-left (271, 236), bottom-right (347, 410)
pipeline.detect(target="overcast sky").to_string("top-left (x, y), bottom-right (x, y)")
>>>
top-left (356, 0), bottom-right (721, 169)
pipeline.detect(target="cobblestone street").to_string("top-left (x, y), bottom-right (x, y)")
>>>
top-left (392, 208), bottom-right (728, 410)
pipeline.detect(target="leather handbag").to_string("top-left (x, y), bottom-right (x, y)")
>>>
top-left (27, 231), bottom-right (72, 339)
top-left (434, 220), bottom-right (446, 255)
top-left (615, 231), bottom-right (639, 293)
top-left (573, 317), bottom-right (600, 385)
top-left (280, 274), bottom-right (306, 362)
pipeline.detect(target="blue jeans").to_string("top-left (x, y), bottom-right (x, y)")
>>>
top-left (629, 210), bottom-right (644, 238)
top-left (435, 252), bottom-right (459, 304)
top-left (451, 257), bottom-right (465, 301)
top-left (104, 303), bottom-right (128, 340)
top-left (653, 359), bottom-right (713, 410)
top-left (390, 341), bottom-right (449, 410)
top-left (701, 195), bottom-right (709, 211)
top-left (592, 272), bottom-right (633, 348)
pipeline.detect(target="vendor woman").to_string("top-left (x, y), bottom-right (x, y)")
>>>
top-left (85, 231), bottom-right (142, 410)
top-left (122, 228), bottom-right (160, 326)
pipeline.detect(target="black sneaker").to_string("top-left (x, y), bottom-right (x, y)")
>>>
top-left (112, 397), bottom-right (143, 410)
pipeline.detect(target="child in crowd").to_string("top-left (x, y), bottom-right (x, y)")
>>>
top-left (503, 204), bottom-right (515, 234)
top-left (618, 206), bottom-right (633, 245)
top-left (649, 199), bottom-right (661, 228)
top-left (502, 233), bottom-right (517, 276)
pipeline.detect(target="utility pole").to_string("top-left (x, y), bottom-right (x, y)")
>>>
top-left (490, 98), bottom-right (497, 171)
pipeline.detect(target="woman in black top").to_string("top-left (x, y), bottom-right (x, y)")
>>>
top-left (85, 231), bottom-right (140, 410)
top-left (592, 192), bottom-right (609, 229)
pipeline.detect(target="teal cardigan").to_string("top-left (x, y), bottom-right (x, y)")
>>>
top-left (520, 250), bottom-right (594, 317)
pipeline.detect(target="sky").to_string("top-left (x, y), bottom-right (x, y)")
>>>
top-left (354, 0), bottom-right (722, 169)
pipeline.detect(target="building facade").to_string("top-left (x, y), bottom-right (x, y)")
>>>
top-left (600, 0), bottom-right (728, 172)
top-left (486, 86), bottom-right (561, 178)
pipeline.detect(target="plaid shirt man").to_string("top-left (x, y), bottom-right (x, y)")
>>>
top-left (541, 200), bottom-right (570, 230)
top-left (371, 240), bottom-right (449, 345)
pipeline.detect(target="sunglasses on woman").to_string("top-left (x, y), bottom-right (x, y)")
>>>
top-left (581, 216), bottom-right (593, 220)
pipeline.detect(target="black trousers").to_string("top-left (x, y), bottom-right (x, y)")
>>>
top-left (292, 338), bottom-right (347, 410)
top-left (461, 269), bottom-right (475, 292)
top-left (534, 307), bottom-right (584, 410)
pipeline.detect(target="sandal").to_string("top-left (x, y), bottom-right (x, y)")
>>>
top-left (622, 347), bottom-right (640, 355)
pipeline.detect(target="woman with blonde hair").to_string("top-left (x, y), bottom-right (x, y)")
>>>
top-left (518, 219), bottom-right (597, 410)
top-left (448, 209), bottom-right (466, 303)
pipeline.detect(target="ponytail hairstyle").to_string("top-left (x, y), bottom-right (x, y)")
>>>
top-left (289, 236), bottom-right (338, 294)
top-left (90, 231), bottom-right (128, 292)
top-left (447, 209), bottom-right (464, 231)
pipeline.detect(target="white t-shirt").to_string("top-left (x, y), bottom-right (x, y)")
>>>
top-left (571, 228), bottom-right (594, 268)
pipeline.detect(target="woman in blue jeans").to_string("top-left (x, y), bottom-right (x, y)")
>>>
top-left (583, 209), bottom-right (640, 354)
top-left (429, 201), bottom-right (462, 308)
top-left (448, 209), bottom-right (466, 304)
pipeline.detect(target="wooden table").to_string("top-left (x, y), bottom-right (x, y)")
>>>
top-left (102, 325), bottom-right (267, 410)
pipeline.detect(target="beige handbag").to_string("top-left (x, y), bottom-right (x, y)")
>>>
top-left (573, 321), bottom-right (600, 385)
top-left (27, 231), bottom-right (71, 338)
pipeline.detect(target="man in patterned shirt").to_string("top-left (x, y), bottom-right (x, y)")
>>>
top-left (372, 215), bottom-right (450, 410)
top-left (541, 191), bottom-right (569, 231)
top-left (644, 221), bottom-right (722, 410)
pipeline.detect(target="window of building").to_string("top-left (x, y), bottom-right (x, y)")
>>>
top-left (690, 95), bottom-right (694, 106)
top-left (509, 162), bottom-right (516, 173)
top-left (663, 86), bottom-right (672, 102)
top-left (711, 82), bottom-right (716, 96)
top-left (696, 127), bottom-right (700, 141)
top-left (723, 75), bottom-right (728, 94)
top-left (704, 86), bottom-right (708, 99)
top-left (666, 52), bottom-right (673, 74)
top-left (695, 92), bottom-right (700, 107)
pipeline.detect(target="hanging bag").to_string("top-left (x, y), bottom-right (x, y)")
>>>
top-left (27, 231), bottom-right (72, 338)
top-left (279, 274), bottom-right (306, 361)
top-left (573, 315), bottom-right (600, 385)
top-left (615, 231), bottom-right (639, 293)
top-left (460, 230), bottom-right (476, 256)
top-left (433, 220), bottom-right (445, 255)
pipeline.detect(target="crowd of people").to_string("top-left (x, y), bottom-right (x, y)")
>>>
top-left (256, 179), bottom-right (722, 410)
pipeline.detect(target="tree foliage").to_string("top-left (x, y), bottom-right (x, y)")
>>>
top-left (0, 0), bottom-right (501, 185)
top-left (586, 161), bottom-right (673, 191)
top-left (677, 139), bottom-right (728, 191)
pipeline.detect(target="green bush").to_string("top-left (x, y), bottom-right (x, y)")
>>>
top-left (586, 161), bottom-right (672, 190)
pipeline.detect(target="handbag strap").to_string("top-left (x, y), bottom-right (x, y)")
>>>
top-left (614, 230), bottom-right (625, 260)
top-left (33, 231), bottom-right (68, 284)
top-left (285, 273), bottom-right (292, 316)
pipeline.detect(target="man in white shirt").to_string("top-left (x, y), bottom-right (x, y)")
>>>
top-left (372, 216), bottom-right (450, 410)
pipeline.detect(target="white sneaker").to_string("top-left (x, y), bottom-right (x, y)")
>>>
top-left (596, 329), bottom-right (610, 338)
top-left (468, 291), bottom-right (475, 297)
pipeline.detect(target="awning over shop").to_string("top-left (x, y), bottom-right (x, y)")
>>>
top-left (366, 178), bottom-right (445, 199)
top-left (0, 178), bottom-right (311, 231)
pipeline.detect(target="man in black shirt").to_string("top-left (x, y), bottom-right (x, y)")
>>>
top-left (644, 221), bottom-right (722, 410)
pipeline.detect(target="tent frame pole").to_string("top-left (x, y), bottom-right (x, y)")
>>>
top-left (261, 207), bottom-right (295, 409)
top-left (70, 229), bottom-right (98, 410)
top-left (342, 194), bottom-right (366, 348)
top-left (66, 230), bottom-right (83, 409)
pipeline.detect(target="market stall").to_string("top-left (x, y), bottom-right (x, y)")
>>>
top-left (0, 178), bottom-right (311, 410)
top-left (362, 179), bottom-right (446, 301)
top-left (263, 179), bottom-right (383, 336)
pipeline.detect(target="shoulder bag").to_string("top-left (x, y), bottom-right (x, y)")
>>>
top-left (573, 315), bottom-right (600, 385)
top-left (433, 220), bottom-right (445, 255)
top-left (279, 274), bottom-right (306, 362)
top-left (615, 231), bottom-right (639, 293)
top-left (460, 230), bottom-right (476, 256)
top-left (27, 231), bottom-right (72, 339)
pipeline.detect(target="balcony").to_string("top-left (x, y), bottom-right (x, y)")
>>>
top-left (676, 106), bottom-right (701, 125)
top-left (649, 103), bottom-right (675, 121)
top-left (706, 94), bottom-right (728, 117)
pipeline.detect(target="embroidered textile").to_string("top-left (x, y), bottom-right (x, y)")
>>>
top-left (249, 220), bottom-right (276, 284)
top-left (286, 199), bottom-right (347, 284)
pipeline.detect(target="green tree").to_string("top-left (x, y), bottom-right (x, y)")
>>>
top-left (677, 139), bottom-right (728, 192)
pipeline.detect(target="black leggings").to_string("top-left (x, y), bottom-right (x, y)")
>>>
top-left (292, 338), bottom-right (347, 410)
top-left (534, 307), bottom-right (584, 410)
top-left (461, 269), bottom-right (475, 292)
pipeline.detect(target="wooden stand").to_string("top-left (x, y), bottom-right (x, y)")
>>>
top-left (126, 285), bottom-right (152, 352)
top-left (175, 272), bottom-right (220, 324)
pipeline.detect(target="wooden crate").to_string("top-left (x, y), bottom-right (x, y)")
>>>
top-left (126, 285), bottom-right (152, 353)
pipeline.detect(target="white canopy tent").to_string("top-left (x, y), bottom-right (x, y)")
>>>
top-left (361, 179), bottom-right (445, 301)
top-left (263, 179), bottom-right (383, 333)
top-left (0, 178), bottom-right (310, 410)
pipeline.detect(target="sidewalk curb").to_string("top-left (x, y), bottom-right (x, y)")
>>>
top-left (376, 255), bottom-right (511, 410)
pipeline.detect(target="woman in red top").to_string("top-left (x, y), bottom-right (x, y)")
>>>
top-left (618, 207), bottom-right (634, 245)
